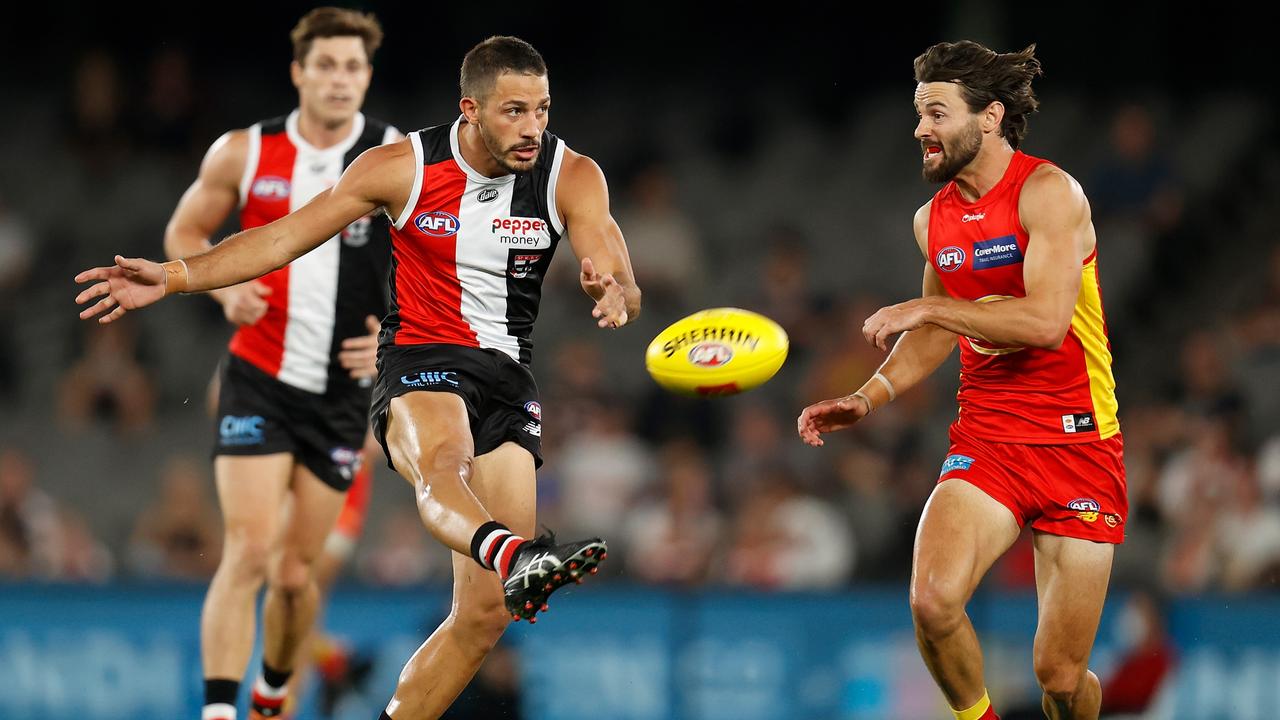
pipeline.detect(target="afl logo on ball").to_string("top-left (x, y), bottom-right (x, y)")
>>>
top-left (936, 246), bottom-right (966, 272)
top-left (414, 211), bottom-right (461, 237)
top-left (688, 342), bottom-right (734, 368)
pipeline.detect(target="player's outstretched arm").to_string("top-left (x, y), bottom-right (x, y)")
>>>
top-left (557, 150), bottom-right (641, 329)
top-left (799, 202), bottom-right (958, 447)
top-left (76, 141), bottom-right (414, 324)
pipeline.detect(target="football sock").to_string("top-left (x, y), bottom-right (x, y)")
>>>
top-left (203, 678), bottom-right (239, 720)
top-left (471, 520), bottom-right (527, 579)
top-left (952, 690), bottom-right (998, 720)
top-left (249, 662), bottom-right (291, 717)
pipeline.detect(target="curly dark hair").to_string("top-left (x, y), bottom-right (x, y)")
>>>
top-left (914, 41), bottom-right (1042, 150)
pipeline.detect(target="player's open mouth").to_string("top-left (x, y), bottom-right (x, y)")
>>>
top-left (923, 145), bottom-right (942, 161)
top-left (512, 146), bottom-right (539, 160)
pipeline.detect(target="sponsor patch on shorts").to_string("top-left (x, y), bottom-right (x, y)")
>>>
top-left (940, 454), bottom-right (976, 475)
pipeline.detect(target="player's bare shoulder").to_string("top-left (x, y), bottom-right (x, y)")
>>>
top-left (1019, 163), bottom-right (1090, 224)
top-left (199, 129), bottom-right (251, 188)
top-left (554, 147), bottom-right (610, 221)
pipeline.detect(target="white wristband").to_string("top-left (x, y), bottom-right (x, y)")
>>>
top-left (852, 390), bottom-right (874, 414)
top-left (871, 372), bottom-right (897, 402)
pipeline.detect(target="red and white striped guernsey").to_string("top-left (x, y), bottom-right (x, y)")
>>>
top-left (231, 110), bottom-right (399, 394)
top-left (386, 117), bottom-right (567, 366)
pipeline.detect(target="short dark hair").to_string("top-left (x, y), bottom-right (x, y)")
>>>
top-left (290, 7), bottom-right (384, 65)
top-left (914, 41), bottom-right (1042, 150)
top-left (460, 36), bottom-right (547, 101)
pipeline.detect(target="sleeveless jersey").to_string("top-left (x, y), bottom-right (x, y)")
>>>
top-left (385, 117), bottom-right (567, 366)
top-left (927, 150), bottom-right (1119, 444)
top-left (231, 110), bottom-right (399, 394)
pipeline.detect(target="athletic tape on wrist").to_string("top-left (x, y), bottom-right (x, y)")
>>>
top-left (162, 259), bottom-right (189, 295)
top-left (871, 372), bottom-right (897, 402)
top-left (852, 390), bottom-right (874, 413)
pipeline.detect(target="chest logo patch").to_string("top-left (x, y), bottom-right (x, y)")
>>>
top-left (972, 235), bottom-right (1023, 270)
top-left (936, 246), bottom-right (966, 272)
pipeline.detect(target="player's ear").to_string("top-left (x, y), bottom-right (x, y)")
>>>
top-left (290, 60), bottom-right (304, 89)
top-left (984, 101), bottom-right (1005, 133)
top-left (460, 96), bottom-right (481, 125)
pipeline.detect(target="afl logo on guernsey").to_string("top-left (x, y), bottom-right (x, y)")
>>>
top-left (936, 246), bottom-right (966, 272)
top-left (414, 211), bottom-right (461, 237)
top-left (252, 176), bottom-right (291, 200)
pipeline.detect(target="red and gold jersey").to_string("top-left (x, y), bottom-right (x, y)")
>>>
top-left (927, 151), bottom-right (1119, 444)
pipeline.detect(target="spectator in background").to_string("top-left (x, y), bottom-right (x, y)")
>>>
top-left (800, 295), bottom-right (890, 404)
top-left (831, 442), bottom-right (900, 581)
top-left (1215, 465), bottom-right (1280, 591)
top-left (127, 455), bottom-right (222, 579)
top-left (1099, 590), bottom-right (1177, 717)
top-left (65, 49), bottom-right (129, 176)
top-left (0, 195), bottom-right (33, 400)
top-left (739, 225), bottom-right (832, 363)
top-left (357, 507), bottom-right (449, 587)
top-left (1233, 245), bottom-right (1280, 438)
top-left (1158, 413), bottom-right (1247, 592)
top-left (612, 161), bottom-right (706, 312)
top-left (134, 47), bottom-right (201, 161)
top-left (623, 439), bottom-right (723, 585)
top-left (55, 508), bottom-right (114, 582)
top-left (0, 448), bottom-right (62, 578)
top-left (1173, 330), bottom-right (1245, 424)
top-left (1088, 104), bottom-right (1183, 232)
top-left (57, 315), bottom-right (156, 436)
top-left (720, 465), bottom-right (853, 589)
top-left (555, 399), bottom-right (655, 548)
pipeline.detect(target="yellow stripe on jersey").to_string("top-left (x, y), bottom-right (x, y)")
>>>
top-left (1070, 258), bottom-right (1120, 439)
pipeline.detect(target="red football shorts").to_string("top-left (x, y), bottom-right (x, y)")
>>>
top-left (937, 427), bottom-right (1126, 544)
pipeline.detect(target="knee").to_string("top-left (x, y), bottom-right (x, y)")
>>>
top-left (1034, 652), bottom-right (1087, 701)
top-left (220, 528), bottom-right (272, 582)
top-left (451, 594), bottom-right (510, 656)
top-left (909, 582), bottom-right (967, 638)
top-left (269, 553), bottom-right (316, 596)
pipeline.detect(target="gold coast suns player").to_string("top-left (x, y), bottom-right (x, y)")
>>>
top-left (799, 42), bottom-right (1123, 720)
top-left (161, 9), bottom-right (398, 719)
top-left (78, 36), bottom-right (640, 720)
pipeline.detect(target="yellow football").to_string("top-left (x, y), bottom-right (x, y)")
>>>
top-left (645, 307), bottom-right (789, 397)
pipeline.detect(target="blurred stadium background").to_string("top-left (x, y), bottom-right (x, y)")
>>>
top-left (1, 2), bottom-right (1276, 719)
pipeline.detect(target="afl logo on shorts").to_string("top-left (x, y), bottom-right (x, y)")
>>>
top-left (524, 401), bottom-right (542, 421)
top-left (688, 342), bottom-right (734, 368)
top-left (1068, 497), bottom-right (1101, 523)
top-left (252, 176), bottom-right (291, 200)
top-left (936, 246), bottom-right (966, 272)
top-left (415, 211), bottom-right (461, 237)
